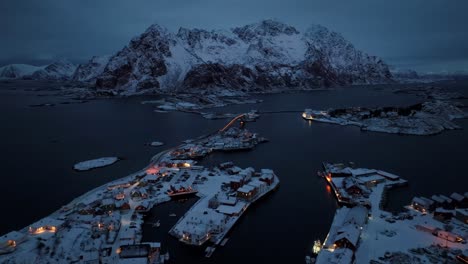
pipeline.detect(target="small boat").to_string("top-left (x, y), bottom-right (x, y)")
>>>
top-left (152, 220), bottom-right (160, 228)
top-left (165, 252), bottom-right (170, 261)
top-left (169, 213), bottom-right (176, 217)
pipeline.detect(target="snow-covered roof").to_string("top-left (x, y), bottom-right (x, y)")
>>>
top-left (357, 174), bottom-right (385, 183)
top-left (376, 170), bottom-right (399, 180)
top-left (237, 185), bottom-right (256, 193)
top-left (30, 217), bottom-right (64, 228)
top-left (260, 168), bottom-right (274, 174)
top-left (218, 196), bottom-right (237, 205)
top-left (316, 248), bottom-right (354, 264)
top-left (351, 168), bottom-right (377, 177)
top-left (343, 206), bottom-right (368, 227)
top-left (456, 208), bottom-right (468, 217)
top-left (335, 224), bottom-right (361, 247)
top-left (217, 202), bottom-right (245, 215)
top-left (450, 192), bottom-right (465, 202)
top-left (434, 208), bottom-right (455, 215)
top-left (412, 197), bottom-right (430, 207)
top-left (439, 195), bottom-right (453, 203)
top-left (431, 195), bottom-right (444, 204)
top-left (248, 180), bottom-right (266, 188)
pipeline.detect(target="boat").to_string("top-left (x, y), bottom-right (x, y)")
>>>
top-left (165, 252), bottom-right (170, 261)
top-left (169, 213), bottom-right (176, 217)
top-left (312, 239), bottom-right (322, 254)
top-left (152, 220), bottom-right (160, 228)
top-left (302, 109), bottom-right (314, 120)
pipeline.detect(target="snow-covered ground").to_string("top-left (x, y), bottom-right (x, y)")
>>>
top-left (73, 157), bottom-right (120, 171)
top-left (0, 124), bottom-right (275, 263)
top-left (303, 99), bottom-right (467, 135)
top-left (315, 163), bottom-right (468, 264)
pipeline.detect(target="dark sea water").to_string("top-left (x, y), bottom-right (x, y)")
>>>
top-left (0, 80), bottom-right (467, 263)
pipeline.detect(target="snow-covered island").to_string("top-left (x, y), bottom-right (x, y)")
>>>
top-left (0, 116), bottom-right (278, 263)
top-left (73, 157), bottom-right (120, 171)
top-left (302, 100), bottom-right (467, 135)
top-left (312, 163), bottom-right (468, 264)
top-left (147, 141), bottom-right (164, 147)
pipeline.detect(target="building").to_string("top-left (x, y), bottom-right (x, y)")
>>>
top-left (439, 195), bottom-right (454, 209)
top-left (455, 209), bottom-right (468, 224)
top-left (237, 185), bottom-right (257, 201)
top-left (358, 174), bottom-right (386, 188)
top-left (431, 195), bottom-right (445, 208)
top-left (433, 208), bottom-right (455, 222)
top-left (333, 225), bottom-right (361, 251)
top-left (412, 197), bottom-right (432, 213)
top-left (259, 169), bottom-right (275, 185)
top-left (450, 192), bottom-right (467, 208)
top-left (28, 217), bottom-right (64, 235)
top-left (376, 170), bottom-right (400, 181)
top-left (229, 176), bottom-right (244, 190)
top-left (208, 195), bottom-right (220, 209)
top-left (343, 206), bottom-right (368, 228)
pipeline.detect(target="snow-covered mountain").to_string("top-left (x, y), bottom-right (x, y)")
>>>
top-left (72, 55), bottom-right (110, 82)
top-left (0, 64), bottom-right (45, 79)
top-left (0, 60), bottom-right (77, 80)
top-left (93, 20), bottom-right (392, 94)
top-left (25, 59), bottom-right (77, 80)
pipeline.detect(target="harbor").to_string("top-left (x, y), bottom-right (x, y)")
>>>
top-left (0, 114), bottom-right (280, 263)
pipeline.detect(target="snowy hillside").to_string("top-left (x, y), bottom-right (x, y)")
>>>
top-left (92, 20), bottom-right (392, 94)
top-left (0, 60), bottom-right (77, 80)
top-left (0, 64), bottom-right (45, 79)
top-left (26, 59), bottom-right (77, 80)
top-left (72, 55), bottom-right (110, 82)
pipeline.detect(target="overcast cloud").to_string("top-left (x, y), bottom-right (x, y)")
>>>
top-left (1, 0), bottom-right (467, 72)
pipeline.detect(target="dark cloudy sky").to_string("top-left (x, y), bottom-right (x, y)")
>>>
top-left (1, 0), bottom-right (467, 72)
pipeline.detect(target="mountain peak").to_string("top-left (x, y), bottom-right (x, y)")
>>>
top-left (232, 19), bottom-right (299, 42)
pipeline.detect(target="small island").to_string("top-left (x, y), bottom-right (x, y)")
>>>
top-left (73, 157), bottom-right (120, 171)
top-left (302, 100), bottom-right (467, 135)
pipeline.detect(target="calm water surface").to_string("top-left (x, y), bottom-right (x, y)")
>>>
top-left (0, 80), bottom-right (467, 263)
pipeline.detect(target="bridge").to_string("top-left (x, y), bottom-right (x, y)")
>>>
top-left (219, 114), bottom-right (246, 132)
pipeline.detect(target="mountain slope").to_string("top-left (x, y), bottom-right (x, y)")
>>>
top-left (90, 20), bottom-right (393, 94)
top-left (0, 64), bottom-right (45, 79)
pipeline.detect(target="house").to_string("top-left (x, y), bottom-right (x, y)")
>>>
top-left (131, 188), bottom-right (148, 199)
top-left (237, 185), bottom-right (257, 201)
top-left (208, 196), bottom-right (220, 209)
top-left (358, 174), bottom-right (386, 188)
top-left (119, 244), bottom-right (151, 259)
top-left (315, 248), bottom-right (354, 264)
top-left (116, 199), bottom-right (131, 211)
top-left (343, 178), bottom-right (363, 195)
top-left (100, 198), bottom-right (115, 211)
top-left (28, 217), bottom-right (64, 235)
top-left (229, 176), bottom-right (244, 190)
top-left (259, 169), bottom-right (275, 185)
top-left (144, 173), bottom-right (159, 183)
top-left (455, 209), bottom-right (468, 224)
top-left (433, 208), bottom-right (455, 222)
top-left (412, 197), bottom-right (432, 213)
top-left (431, 195), bottom-right (445, 208)
top-left (439, 195), bottom-right (454, 209)
top-left (450, 192), bottom-right (467, 208)
top-left (343, 205), bottom-right (368, 228)
top-left (135, 201), bottom-right (151, 212)
top-left (248, 180), bottom-right (267, 195)
top-left (376, 170), bottom-right (400, 181)
top-left (333, 224), bottom-right (361, 251)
